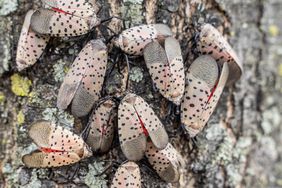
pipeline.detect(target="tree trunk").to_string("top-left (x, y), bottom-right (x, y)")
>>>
top-left (0, 0), bottom-right (281, 187)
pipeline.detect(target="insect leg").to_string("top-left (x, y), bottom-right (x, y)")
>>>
top-left (66, 163), bottom-right (80, 181)
top-left (95, 159), bottom-right (120, 177)
top-left (100, 16), bottom-right (125, 25)
top-left (94, 162), bottom-right (113, 177)
top-left (123, 54), bottom-right (130, 91)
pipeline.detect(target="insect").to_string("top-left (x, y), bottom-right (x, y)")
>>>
top-left (114, 24), bottom-right (173, 55)
top-left (85, 98), bottom-right (117, 153)
top-left (16, 10), bottom-right (50, 71)
top-left (118, 93), bottom-right (169, 161)
top-left (197, 23), bottom-right (242, 85)
top-left (145, 141), bottom-right (184, 183)
top-left (22, 120), bottom-right (92, 168)
top-left (30, 0), bottom-right (101, 37)
top-left (57, 39), bottom-right (108, 117)
top-left (181, 55), bottom-right (229, 137)
top-left (144, 37), bottom-right (185, 105)
top-left (111, 161), bottom-right (141, 188)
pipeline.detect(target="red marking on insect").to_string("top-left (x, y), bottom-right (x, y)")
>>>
top-left (40, 147), bottom-right (64, 153)
top-left (51, 7), bottom-right (70, 15)
top-left (135, 109), bottom-right (149, 137)
top-left (207, 81), bottom-right (218, 103)
top-left (100, 125), bottom-right (107, 135)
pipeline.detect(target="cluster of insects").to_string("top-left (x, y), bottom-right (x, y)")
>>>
top-left (16, 0), bottom-right (243, 187)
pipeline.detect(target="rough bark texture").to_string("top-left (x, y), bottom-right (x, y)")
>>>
top-left (0, 0), bottom-right (282, 187)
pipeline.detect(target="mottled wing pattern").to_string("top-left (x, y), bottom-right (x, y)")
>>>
top-left (16, 10), bottom-right (50, 71)
top-left (133, 95), bottom-right (168, 149)
top-left (22, 150), bottom-right (81, 168)
top-left (111, 162), bottom-right (141, 188)
top-left (22, 121), bottom-right (92, 168)
top-left (144, 41), bottom-right (171, 101)
top-left (118, 94), bottom-right (147, 161)
top-left (164, 37), bottom-right (185, 105)
top-left (181, 55), bottom-right (218, 137)
top-left (30, 9), bottom-right (92, 37)
top-left (154, 24), bottom-right (173, 40)
top-left (42, 0), bottom-right (96, 17)
top-left (199, 62), bottom-right (229, 126)
top-left (145, 142), bottom-right (181, 183)
top-left (116, 24), bottom-right (158, 55)
top-left (86, 99), bottom-right (116, 153)
top-left (115, 24), bottom-right (172, 55)
top-left (198, 24), bottom-right (242, 85)
top-left (71, 40), bottom-right (107, 117)
top-left (144, 38), bottom-right (185, 105)
top-left (28, 121), bottom-right (87, 152)
top-left (57, 41), bottom-right (91, 110)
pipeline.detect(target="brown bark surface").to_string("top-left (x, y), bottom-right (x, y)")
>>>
top-left (0, 0), bottom-right (281, 187)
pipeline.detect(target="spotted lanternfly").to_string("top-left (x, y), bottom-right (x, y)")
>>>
top-left (114, 24), bottom-right (173, 55)
top-left (197, 23), bottom-right (242, 85)
top-left (30, 0), bottom-right (100, 37)
top-left (144, 37), bottom-right (185, 105)
top-left (57, 39), bottom-right (107, 117)
top-left (41, 0), bottom-right (98, 17)
top-left (145, 141), bottom-right (184, 183)
top-left (111, 161), bottom-right (141, 188)
top-left (181, 55), bottom-right (229, 137)
top-left (22, 121), bottom-right (92, 168)
top-left (85, 99), bottom-right (117, 153)
top-left (118, 93), bottom-right (169, 161)
top-left (16, 10), bottom-right (50, 71)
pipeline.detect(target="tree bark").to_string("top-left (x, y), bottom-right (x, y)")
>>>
top-left (0, 0), bottom-right (282, 187)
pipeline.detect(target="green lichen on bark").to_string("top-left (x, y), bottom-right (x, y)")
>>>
top-left (16, 110), bottom-right (25, 125)
top-left (0, 0), bottom-right (17, 16)
top-left (0, 91), bottom-right (5, 103)
top-left (52, 60), bottom-right (69, 83)
top-left (0, 18), bottom-right (12, 75)
top-left (122, 0), bottom-right (144, 26)
top-left (129, 66), bottom-right (143, 82)
top-left (1, 0), bottom-right (282, 187)
top-left (84, 162), bottom-right (108, 188)
top-left (10, 74), bottom-right (32, 97)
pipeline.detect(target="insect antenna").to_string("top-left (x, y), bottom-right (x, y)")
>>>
top-left (94, 159), bottom-right (121, 177)
top-left (123, 54), bottom-right (130, 91)
top-left (189, 137), bottom-right (198, 152)
top-left (47, 168), bottom-right (55, 179)
top-left (95, 4), bottom-right (103, 15)
top-left (66, 162), bottom-right (80, 181)
top-left (94, 162), bottom-right (114, 177)
top-left (100, 16), bottom-right (125, 25)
